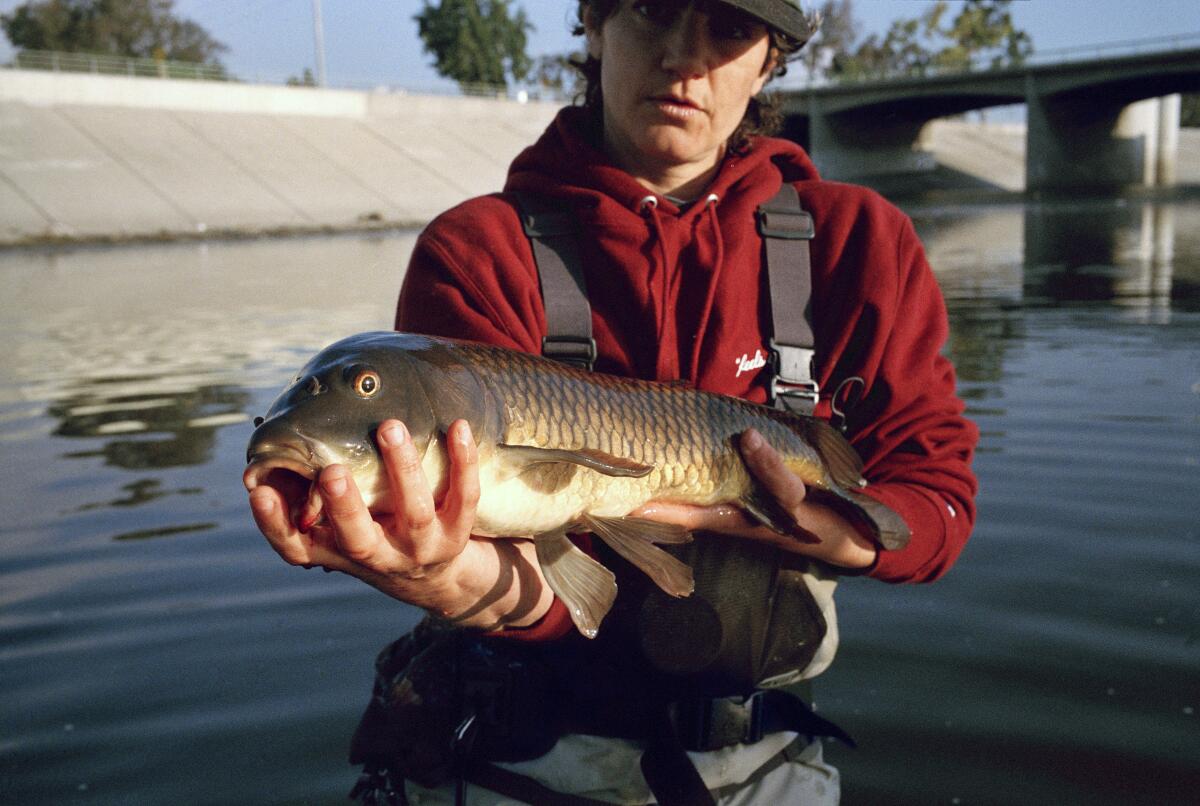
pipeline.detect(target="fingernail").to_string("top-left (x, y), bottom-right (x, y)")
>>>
top-left (322, 470), bottom-right (347, 497)
top-left (379, 421), bottom-right (407, 447)
top-left (455, 421), bottom-right (473, 445)
top-left (743, 429), bottom-right (763, 451)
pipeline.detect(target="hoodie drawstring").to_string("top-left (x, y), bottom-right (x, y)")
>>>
top-left (639, 195), bottom-right (678, 380)
top-left (687, 193), bottom-right (725, 383)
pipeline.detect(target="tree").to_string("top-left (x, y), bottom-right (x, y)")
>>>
top-left (1, 0), bottom-right (226, 65)
top-left (932, 0), bottom-right (1031, 72)
top-left (829, 0), bottom-right (1031, 81)
top-left (414, 0), bottom-right (533, 92)
top-left (801, 0), bottom-right (860, 81)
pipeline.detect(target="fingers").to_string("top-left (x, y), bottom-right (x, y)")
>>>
top-left (440, 419), bottom-right (480, 539)
top-left (739, 428), bottom-right (807, 512)
top-left (376, 419), bottom-right (439, 551)
top-left (631, 501), bottom-right (748, 533)
top-left (249, 484), bottom-right (345, 570)
top-left (318, 464), bottom-right (384, 566)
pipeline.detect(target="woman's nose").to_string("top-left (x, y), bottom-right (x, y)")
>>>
top-left (659, 13), bottom-right (708, 78)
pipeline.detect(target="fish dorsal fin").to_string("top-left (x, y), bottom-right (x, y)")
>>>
top-left (581, 514), bottom-right (694, 598)
top-left (534, 530), bottom-right (617, 638)
top-left (497, 444), bottom-right (653, 478)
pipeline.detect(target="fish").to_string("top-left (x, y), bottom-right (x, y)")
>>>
top-left (243, 332), bottom-right (908, 638)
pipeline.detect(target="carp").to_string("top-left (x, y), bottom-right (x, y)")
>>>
top-left (243, 332), bottom-right (907, 637)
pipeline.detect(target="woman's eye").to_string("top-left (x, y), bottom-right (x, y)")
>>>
top-left (632, 0), bottom-right (680, 26)
top-left (352, 370), bottom-right (381, 398)
top-left (709, 10), bottom-right (762, 41)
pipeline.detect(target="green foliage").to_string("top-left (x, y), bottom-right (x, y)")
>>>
top-left (414, 0), bottom-right (533, 92)
top-left (1181, 94), bottom-right (1200, 127)
top-left (287, 68), bottom-right (316, 88)
top-left (1, 0), bottom-right (226, 65)
top-left (823, 0), bottom-right (1032, 81)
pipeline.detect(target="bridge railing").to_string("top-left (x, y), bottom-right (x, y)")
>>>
top-left (787, 31), bottom-right (1200, 89)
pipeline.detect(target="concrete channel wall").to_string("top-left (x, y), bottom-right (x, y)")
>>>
top-left (3, 69), bottom-right (1198, 247)
top-left (0, 69), bottom-right (560, 245)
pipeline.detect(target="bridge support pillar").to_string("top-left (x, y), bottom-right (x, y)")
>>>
top-left (807, 96), bottom-right (933, 182)
top-left (1026, 78), bottom-right (1180, 192)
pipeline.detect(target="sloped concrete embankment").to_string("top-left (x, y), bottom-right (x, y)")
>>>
top-left (0, 70), bottom-right (559, 245)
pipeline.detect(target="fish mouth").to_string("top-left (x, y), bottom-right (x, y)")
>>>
top-left (243, 443), bottom-right (326, 531)
top-left (243, 443), bottom-right (320, 490)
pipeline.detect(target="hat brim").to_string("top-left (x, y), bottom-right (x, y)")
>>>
top-left (717, 0), bottom-right (812, 41)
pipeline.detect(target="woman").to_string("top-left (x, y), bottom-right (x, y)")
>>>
top-left (249, 0), bottom-right (978, 802)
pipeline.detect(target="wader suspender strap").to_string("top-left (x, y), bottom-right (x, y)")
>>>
top-left (757, 184), bottom-right (819, 415)
top-left (514, 192), bottom-right (597, 371)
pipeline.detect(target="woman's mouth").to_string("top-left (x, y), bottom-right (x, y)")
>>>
top-left (650, 95), bottom-right (702, 120)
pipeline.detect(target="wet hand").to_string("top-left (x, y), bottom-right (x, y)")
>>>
top-left (247, 418), bottom-right (552, 627)
top-left (632, 428), bottom-right (878, 570)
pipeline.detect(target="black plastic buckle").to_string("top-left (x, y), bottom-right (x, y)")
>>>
top-left (541, 335), bottom-right (596, 370)
top-left (681, 694), bottom-right (766, 752)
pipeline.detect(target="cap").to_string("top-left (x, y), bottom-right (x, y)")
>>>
top-left (718, 0), bottom-right (812, 41)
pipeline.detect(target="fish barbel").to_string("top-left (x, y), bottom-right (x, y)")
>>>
top-left (243, 332), bottom-right (907, 637)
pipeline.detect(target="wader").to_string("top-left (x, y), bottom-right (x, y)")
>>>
top-left (350, 186), bottom-right (850, 806)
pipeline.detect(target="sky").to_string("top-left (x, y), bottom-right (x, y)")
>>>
top-left (1, 0), bottom-right (1198, 93)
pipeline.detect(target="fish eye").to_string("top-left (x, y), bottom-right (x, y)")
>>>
top-left (352, 369), bottom-right (381, 398)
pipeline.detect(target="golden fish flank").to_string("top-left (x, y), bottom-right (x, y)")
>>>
top-left (244, 332), bottom-right (909, 639)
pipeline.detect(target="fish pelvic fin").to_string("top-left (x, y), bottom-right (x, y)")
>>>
top-left (534, 531), bottom-right (617, 639)
top-left (581, 514), bottom-right (694, 598)
top-left (496, 444), bottom-right (653, 479)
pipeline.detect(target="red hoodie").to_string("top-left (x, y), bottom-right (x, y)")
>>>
top-left (396, 107), bottom-right (978, 638)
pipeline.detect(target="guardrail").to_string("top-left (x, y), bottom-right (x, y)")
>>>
top-left (7, 49), bottom-right (228, 81)
top-left (1, 48), bottom-right (569, 102)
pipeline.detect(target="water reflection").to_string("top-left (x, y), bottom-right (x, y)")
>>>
top-left (1023, 198), bottom-right (1179, 310)
top-left (49, 383), bottom-right (250, 469)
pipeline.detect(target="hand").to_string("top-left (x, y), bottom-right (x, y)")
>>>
top-left (631, 428), bottom-right (878, 570)
top-left (246, 418), bottom-right (553, 629)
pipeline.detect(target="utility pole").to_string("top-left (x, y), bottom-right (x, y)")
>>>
top-left (311, 0), bottom-right (327, 87)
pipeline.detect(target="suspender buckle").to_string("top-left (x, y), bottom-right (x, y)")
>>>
top-left (756, 207), bottom-right (814, 240)
top-left (678, 693), bottom-right (768, 752)
top-left (541, 335), bottom-right (596, 371)
top-left (769, 341), bottom-right (819, 409)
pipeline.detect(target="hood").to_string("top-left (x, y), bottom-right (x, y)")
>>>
top-left (504, 106), bottom-right (821, 219)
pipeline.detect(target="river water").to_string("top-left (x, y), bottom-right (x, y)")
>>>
top-left (1, 194), bottom-right (1197, 805)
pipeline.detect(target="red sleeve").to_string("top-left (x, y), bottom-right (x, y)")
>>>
top-left (850, 218), bottom-right (979, 583)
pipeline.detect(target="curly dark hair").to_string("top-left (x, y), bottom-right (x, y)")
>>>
top-left (570, 0), bottom-right (809, 154)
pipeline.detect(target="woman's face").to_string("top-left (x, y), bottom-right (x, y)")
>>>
top-left (586, 0), bottom-right (773, 190)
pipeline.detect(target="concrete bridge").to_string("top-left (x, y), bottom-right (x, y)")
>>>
top-left (782, 42), bottom-right (1200, 191)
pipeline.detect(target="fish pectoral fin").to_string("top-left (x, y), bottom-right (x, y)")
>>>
top-left (497, 444), bottom-right (653, 478)
top-left (534, 531), bottom-right (617, 639)
top-left (581, 515), bottom-right (695, 598)
top-left (837, 491), bottom-right (912, 551)
top-left (740, 485), bottom-right (820, 544)
top-left (795, 418), bottom-right (866, 490)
